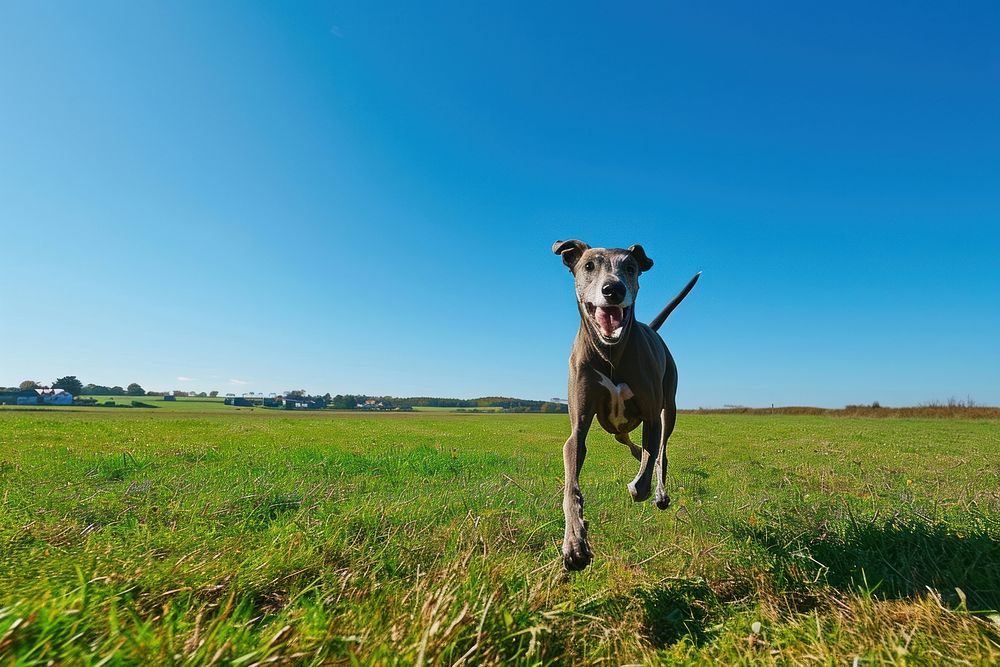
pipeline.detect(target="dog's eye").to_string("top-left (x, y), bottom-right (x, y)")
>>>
top-left (584, 261), bottom-right (595, 272)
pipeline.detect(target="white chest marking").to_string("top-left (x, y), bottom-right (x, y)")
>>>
top-left (594, 369), bottom-right (634, 431)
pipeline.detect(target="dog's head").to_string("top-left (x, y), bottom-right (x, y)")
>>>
top-left (552, 240), bottom-right (653, 346)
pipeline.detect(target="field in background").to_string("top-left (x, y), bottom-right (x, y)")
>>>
top-left (63, 398), bottom-right (507, 413)
top-left (75, 395), bottom-right (232, 412)
top-left (1, 410), bottom-right (997, 664)
top-left (690, 404), bottom-right (1000, 420)
top-left (411, 406), bottom-right (505, 413)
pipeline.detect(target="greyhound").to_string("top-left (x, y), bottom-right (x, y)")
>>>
top-left (552, 239), bottom-right (700, 571)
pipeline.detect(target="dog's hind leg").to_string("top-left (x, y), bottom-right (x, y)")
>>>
top-left (654, 402), bottom-right (677, 510)
top-left (627, 417), bottom-right (662, 502)
top-left (562, 411), bottom-right (595, 570)
top-left (615, 432), bottom-right (642, 461)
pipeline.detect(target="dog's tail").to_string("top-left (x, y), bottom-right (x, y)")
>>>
top-left (648, 272), bottom-right (701, 332)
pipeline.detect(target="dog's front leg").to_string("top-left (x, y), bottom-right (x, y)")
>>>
top-left (562, 411), bottom-right (594, 570)
top-left (627, 417), bottom-right (662, 502)
top-left (654, 402), bottom-right (677, 510)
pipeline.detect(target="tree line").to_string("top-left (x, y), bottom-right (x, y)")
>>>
top-left (3, 377), bottom-right (220, 399)
top-left (4, 378), bottom-right (567, 413)
top-left (326, 394), bottom-right (567, 413)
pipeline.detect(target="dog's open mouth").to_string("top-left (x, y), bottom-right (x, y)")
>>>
top-left (585, 303), bottom-right (630, 343)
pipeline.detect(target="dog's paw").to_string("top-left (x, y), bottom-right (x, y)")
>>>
top-left (562, 540), bottom-right (593, 571)
top-left (627, 481), bottom-right (651, 502)
top-left (655, 491), bottom-right (671, 510)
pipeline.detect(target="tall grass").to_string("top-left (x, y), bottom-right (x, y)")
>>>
top-left (0, 411), bottom-right (997, 664)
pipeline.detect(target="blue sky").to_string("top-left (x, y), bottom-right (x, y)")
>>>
top-left (1, 2), bottom-right (998, 407)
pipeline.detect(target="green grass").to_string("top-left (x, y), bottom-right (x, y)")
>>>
top-left (0, 410), bottom-right (997, 664)
top-left (2, 395), bottom-right (306, 414)
top-left (2, 397), bottom-right (509, 415)
top-left (73, 396), bottom-right (234, 412)
top-left (411, 406), bottom-right (505, 412)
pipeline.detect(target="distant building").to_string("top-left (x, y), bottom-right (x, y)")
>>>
top-left (283, 395), bottom-right (326, 410)
top-left (163, 395), bottom-right (177, 401)
top-left (0, 389), bottom-right (39, 405)
top-left (0, 388), bottom-right (73, 406)
top-left (224, 397), bottom-right (254, 407)
top-left (37, 388), bottom-right (73, 405)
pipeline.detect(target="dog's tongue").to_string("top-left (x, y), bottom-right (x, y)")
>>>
top-left (595, 306), bottom-right (624, 338)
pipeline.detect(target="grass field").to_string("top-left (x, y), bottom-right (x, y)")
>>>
top-left (411, 406), bottom-right (506, 413)
top-left (76, 396), bottom-right (233, 412)
top-left (1, 409), bottom-right (997, 664)
top-left (69, 398), bottom-right (508, 414)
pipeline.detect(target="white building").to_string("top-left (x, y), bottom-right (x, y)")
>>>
top-left (37, 388), bottom-right (73, 405)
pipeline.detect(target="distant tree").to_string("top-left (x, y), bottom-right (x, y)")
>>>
top-left (126, 383), bottom-right (145, 396)
top-left (330, 394), bottom-right (360, 409)
top-left (197, 391), bottom-right (207, 398)
top-left (52, 376), bottom-right (84, 396)
top-left (209, 390), bottom-right (219, 398)
top-left (111, 386), bottom-right (126, 395)
top-left (19, 380), bottom-right (38, 391)
top-left (287, 389), bottom-right (306, 398)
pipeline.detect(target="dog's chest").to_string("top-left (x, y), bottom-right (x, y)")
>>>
top-left (593, 369), bottom-right (636, 431)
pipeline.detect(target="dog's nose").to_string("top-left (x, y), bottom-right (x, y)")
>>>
top-left (602, 281), bottom-right (626, 304)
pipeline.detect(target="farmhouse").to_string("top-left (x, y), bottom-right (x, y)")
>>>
top-left (284, 396), bottom-right (325, 410)
top-left (36, 388), bottom-right (73, 405)
top-left (224, 397), bottom-right (255, 407)
top-left (0, 388), bottom-right (74, 405)
top-left (0, 389), bottom-right (38, 405)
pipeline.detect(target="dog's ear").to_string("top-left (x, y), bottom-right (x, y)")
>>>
top-left (552, 239), bottom-right (590, 272)
top-left (628, 244), bottom-right (654, 272)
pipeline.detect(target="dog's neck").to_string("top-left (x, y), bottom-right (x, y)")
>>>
top-left (576, 303), bottom-right (634, 371)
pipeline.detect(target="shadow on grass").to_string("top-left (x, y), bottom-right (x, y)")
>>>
top-left (738, 518), bottom-right (1000, 612)
top-left (579, 578), bottom-right (719, 649)
top-left (637, 579), bottom-right (717, 648)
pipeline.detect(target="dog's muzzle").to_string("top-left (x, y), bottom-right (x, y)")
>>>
top-left (584, 302), bottom-right (631, 344)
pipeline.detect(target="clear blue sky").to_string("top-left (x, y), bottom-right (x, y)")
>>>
top-left (2, 2), bottom-right (998, 407)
